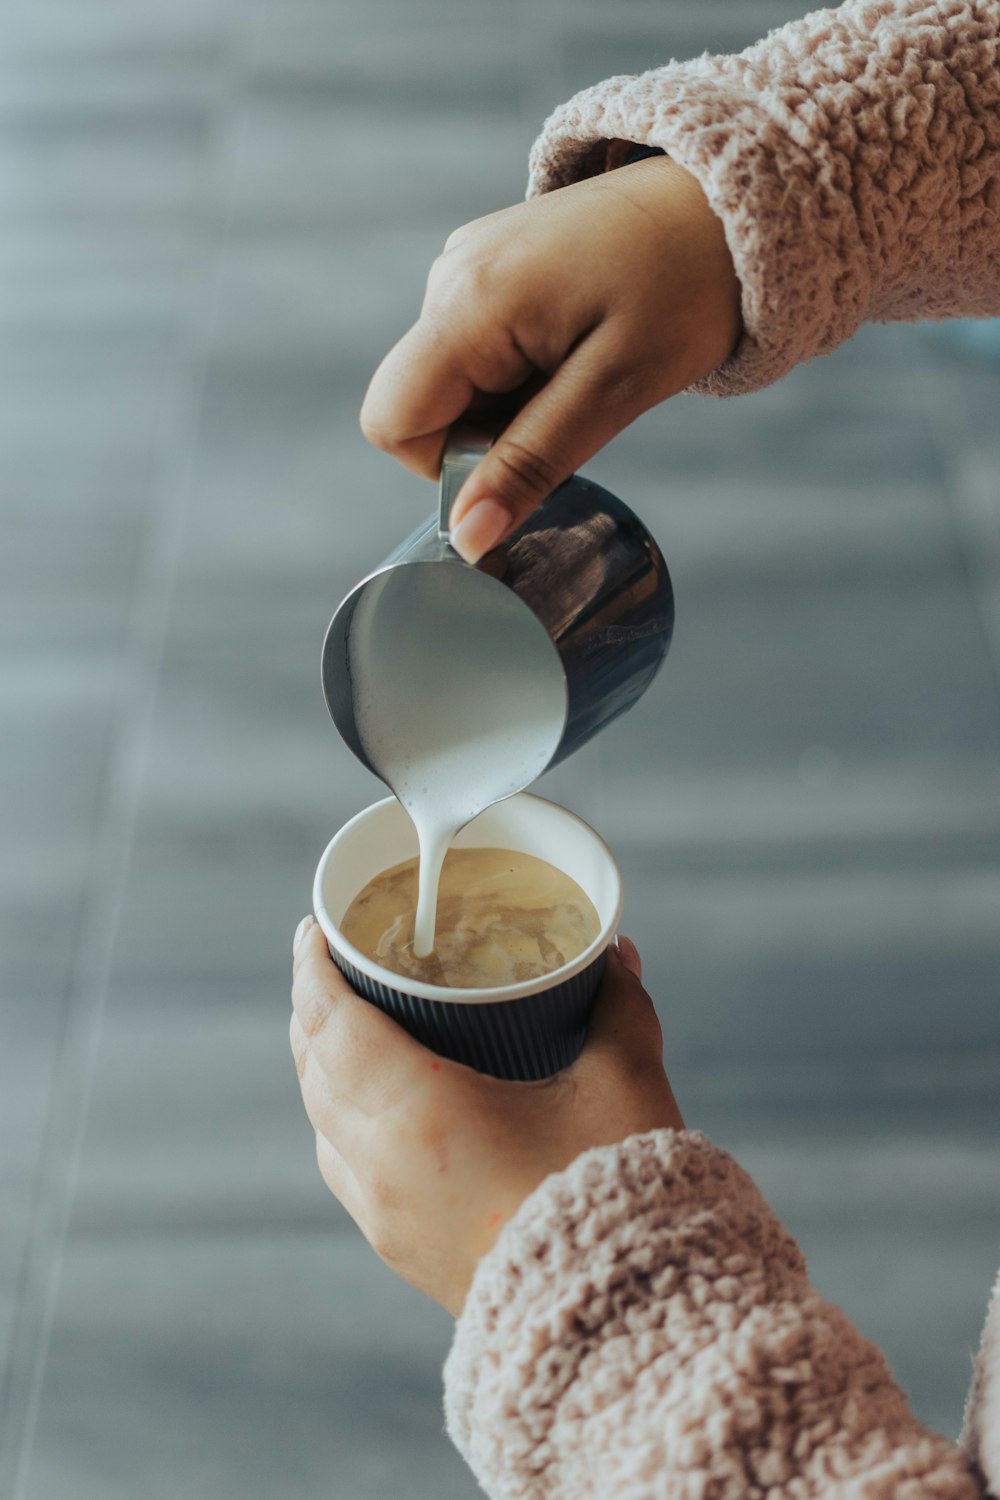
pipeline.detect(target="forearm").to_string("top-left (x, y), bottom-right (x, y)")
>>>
top-left (445, 1130), bottom-right (983, 1499)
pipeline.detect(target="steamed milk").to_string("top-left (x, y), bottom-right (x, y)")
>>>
top-left (341, 846), bottom-right (600, 988)
top-left (348, 563), bottom-right (566, 955)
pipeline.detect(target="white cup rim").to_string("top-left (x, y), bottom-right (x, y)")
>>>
top-left (313, 792), bottom-right (623, 1005)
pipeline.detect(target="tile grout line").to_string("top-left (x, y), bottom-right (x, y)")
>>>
top-left (0, 10), bottom-right (269, 1497)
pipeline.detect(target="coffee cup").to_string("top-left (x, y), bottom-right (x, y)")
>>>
top-left (313, 793), bottom-right (623, 1081)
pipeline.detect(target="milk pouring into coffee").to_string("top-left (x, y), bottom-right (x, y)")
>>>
top-left (341, 846), bottom-right (601, 987)
top-left (348, 563), bottom-right (566, 955)
top-left (326, 426), bottom-right (674, 970)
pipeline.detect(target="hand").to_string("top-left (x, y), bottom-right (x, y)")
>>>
top-left (290, 921), bottom-right (684, 1316)
top-left (360, 156), bottom-right (741, 562)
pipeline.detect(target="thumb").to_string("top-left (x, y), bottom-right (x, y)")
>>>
top-left (579, 942), bottom-right (664, 1070)
top-left (573, 944), bottom-right (685, 1132)
top-left (616, 933), bottom-right (643, 982)
top-left (448, 328), bottom-right (653, 563)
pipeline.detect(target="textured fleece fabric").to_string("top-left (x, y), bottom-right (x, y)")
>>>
top-left (445, 1133), bottom-right (995, 1498)
top-left (527, 0), bottom-right (1000, 396)
top-left (444, 4), bottom-right (1000, 1494)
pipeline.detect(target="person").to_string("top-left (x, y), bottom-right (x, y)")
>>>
top-left (290, 1), bottom-right (1000, 1494)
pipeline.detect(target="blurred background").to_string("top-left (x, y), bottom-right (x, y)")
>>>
top-left (1, 1), bottom-right (998, 1496)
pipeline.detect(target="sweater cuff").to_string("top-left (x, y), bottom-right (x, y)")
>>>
top-left (443, 1129), bottom-right (806, 1491)
top-left (526, 64), bottom-right (871, 398)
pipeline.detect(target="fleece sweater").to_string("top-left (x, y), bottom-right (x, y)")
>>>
top-left (445, 1132), bottom-right (996, 1498)
top-left (445, 3), bottom-right (1000, 1495)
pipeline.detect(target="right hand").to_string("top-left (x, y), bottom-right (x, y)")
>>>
top-left (360, 155), bottom-right (741, 561)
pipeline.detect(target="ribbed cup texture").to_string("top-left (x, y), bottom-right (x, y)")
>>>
top-left (330, 948), bottom-right (607, 1080)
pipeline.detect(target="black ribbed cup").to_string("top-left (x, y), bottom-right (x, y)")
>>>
top-left (313, 794), bottom-right (622, 1082)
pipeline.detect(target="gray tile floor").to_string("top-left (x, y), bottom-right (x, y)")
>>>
top-left (1, 2), bottom-right (998, 1497)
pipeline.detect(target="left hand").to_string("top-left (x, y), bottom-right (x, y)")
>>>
top-left (289, 918), bottom-right (684, 1317)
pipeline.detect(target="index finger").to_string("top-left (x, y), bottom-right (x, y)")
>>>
top-left (291, 921), bottom-right (433, 1117)
top-left (359, 317), bottom-right (478, 479)
top-left (359, 256), bottom-right (541, 484)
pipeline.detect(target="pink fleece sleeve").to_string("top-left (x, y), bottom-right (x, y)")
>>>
top-left (962, 1268), bottom-right (1000, 1491)
top-left (527, 0), bottom-right (1000, 396)
top-left (444, 1131), bottom-right (983, 1499)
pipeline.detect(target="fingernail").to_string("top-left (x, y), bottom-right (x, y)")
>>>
top-left (293, 915), bottom-right (314, 956)
top-left (616, 934), bottom-right (642, 980)
top-left (449, 498), bottom-right (510, 564)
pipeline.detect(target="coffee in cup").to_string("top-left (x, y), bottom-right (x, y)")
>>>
top-left (314, 794), bottom-right (623, 1080)
top-left (340, 846), bottom-right (600, 989)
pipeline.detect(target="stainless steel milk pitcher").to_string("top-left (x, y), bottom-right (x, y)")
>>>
top-left (322, 424), bottom-right (674, 778)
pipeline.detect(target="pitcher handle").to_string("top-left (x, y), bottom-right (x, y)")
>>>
top-left (438, 423), bottom-right (494, 542)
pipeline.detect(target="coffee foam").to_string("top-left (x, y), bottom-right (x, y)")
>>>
top-left (340, 846), bottom-right (600, 989)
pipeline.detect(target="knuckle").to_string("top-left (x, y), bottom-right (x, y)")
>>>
top-left (461, 250), bottom-right (497, 300)
top-left (315, 1133), bottom-right (339, 1191)
top-left (427, 245), bottom-right (496, 310)
top-left (358, 402), bottom-right (396, 454)
top-left (425, 249), bottom-right (457, 298)
top-left (367, 1214), bottom-right (407, 1271)
top-left (598, 360), bottom-right (647, 411)
top-left (298, 983), bottom-right (334, 1040)
top-left (375, 1240), bottom-right (405, 1273)
top-left (441, 218), bottom-right (476, 256)
top-left (494, 438), bottom-right (561, 500)
top-left (366, 1173), bottom-right (403, 1220)
top-left (330, 1003), bottom-right (379, 1073)
top-left (298, 1056), bottom-right (324, 1126)
top-left (416, 1112), bottom-right (450, 1175)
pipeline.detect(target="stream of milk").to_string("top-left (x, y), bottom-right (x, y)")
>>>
top-left (348, 563), bottom-right (566, 956)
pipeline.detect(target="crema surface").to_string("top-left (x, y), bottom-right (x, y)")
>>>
top-left (340, 847), bottom-right (600, 989)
